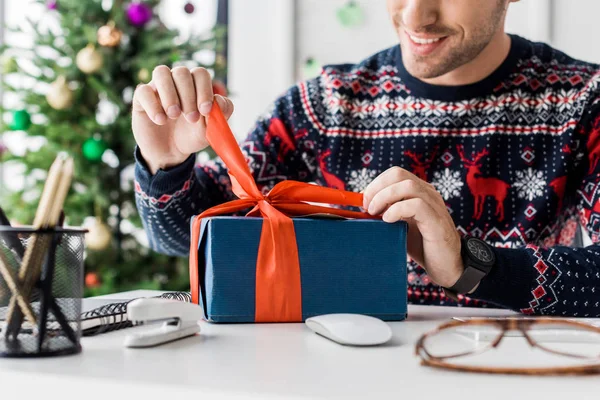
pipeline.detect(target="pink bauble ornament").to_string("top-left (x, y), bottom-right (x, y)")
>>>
top-left (126, 2), bottom-right (153, 27)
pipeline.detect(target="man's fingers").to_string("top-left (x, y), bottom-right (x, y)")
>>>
top-left (191, 67), bottom-right (214, 116)
top-left (215, 95), bottom-right (235, 119)
top-left (363, 166), bottom-right (420, 210)
top-left (152, 65), bottom-right (181, 120)
top-left (132, 84), bottom-right (167, 125)
top-left (171, 66), bottom-right (199, 123)
top-left (381, 197), bottom-right (440, 226)
top-left (368, 179), bottom-right (418, 215)
top-left (368, 179), bottom-right (445, 217)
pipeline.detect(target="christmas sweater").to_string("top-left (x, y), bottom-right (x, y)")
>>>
top-left (135, 35), bottom-right (600, 317)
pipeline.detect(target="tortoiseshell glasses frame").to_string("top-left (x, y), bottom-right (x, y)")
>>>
top-left (415, 317), bottom-right (600, 375)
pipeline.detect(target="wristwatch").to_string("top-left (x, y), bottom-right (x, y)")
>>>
top-left (443, 236), bottom-right (496, 301)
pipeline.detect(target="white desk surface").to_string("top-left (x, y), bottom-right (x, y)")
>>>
top-left (1, 290), bottom-right (600, 400)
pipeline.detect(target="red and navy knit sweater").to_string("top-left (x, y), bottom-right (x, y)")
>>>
top-left (135, 35), bottom-right (600, 317)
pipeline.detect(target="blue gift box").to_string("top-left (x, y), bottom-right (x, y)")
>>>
top-left (191, 216), bottom-right (408, 323)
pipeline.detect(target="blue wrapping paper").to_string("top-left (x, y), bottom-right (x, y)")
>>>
top-left (192, 216), bottom-right (408, 323)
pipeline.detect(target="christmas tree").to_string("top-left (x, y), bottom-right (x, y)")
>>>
top-left (0, 0), bottom-right (226, 295)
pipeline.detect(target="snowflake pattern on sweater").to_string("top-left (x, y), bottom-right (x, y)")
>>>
top-left (135, 35), bottom-right (600, 316)
top-left (432, 168), bottom-right (464, 200)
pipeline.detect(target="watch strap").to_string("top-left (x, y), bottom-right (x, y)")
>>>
top-left (446, 264), bottom-right (487, 294)
top-left (443, 237), bottom-right (494, 300)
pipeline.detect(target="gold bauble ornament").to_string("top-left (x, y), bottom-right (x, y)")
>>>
top-left (2, 56), bottom-right (18, 74)
top-left (137, 68), bottom-right (150, 82)
top-left (76, 44), bottom-right (104, 74)
top-left (46, 76), bottom-right (74, 110)
top-left (215, 53), bottom-right (226, 69)
top-left (85, 217), bottom-right (112, 251)
top-left (97, 21), bottom-right (122, 47)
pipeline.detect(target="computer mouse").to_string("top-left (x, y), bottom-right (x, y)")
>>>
top-left (305, 313), bottom-right (392, 346)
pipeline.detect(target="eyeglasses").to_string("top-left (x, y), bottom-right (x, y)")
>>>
top-left (415, 317), bottom-right (600, 375)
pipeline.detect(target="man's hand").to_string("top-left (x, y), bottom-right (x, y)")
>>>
top-left (362, 166), bottom-right (463, 288)
top-left (132, 66), bottom-right (234, 175)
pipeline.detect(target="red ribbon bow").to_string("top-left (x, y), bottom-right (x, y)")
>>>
top-left (189, 102), bottom-right (377, 322)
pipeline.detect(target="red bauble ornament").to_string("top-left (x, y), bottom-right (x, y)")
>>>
top-left (184, 2), bottom-right (195, 14)
top-left (85, 272), bottom-right (101, 288)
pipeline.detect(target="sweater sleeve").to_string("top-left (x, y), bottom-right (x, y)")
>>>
top-left (134, 86), bottom-right (317, 257)
top-left (470, 99), bottom-right (600, 317)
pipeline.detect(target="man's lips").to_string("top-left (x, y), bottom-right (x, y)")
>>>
top-left (404, 30), bottom-right (449, 57)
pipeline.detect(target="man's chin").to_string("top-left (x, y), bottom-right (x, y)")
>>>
top-left (402, 58), bottom-right (448, 81)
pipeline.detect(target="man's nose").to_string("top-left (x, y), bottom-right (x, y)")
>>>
top-left (401, 0), bottom-right (439, 32)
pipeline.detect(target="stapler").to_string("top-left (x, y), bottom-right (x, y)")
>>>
top-left (124, 298), bottom-right (203, 348)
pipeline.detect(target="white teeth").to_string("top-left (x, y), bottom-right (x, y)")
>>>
top-left (409, 34), bottom-right (442, 45)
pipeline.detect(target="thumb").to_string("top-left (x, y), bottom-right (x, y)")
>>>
top-left (215, 95), bottom-right (235, 120)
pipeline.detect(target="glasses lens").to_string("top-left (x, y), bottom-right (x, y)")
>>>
top-left (421, 323), bottom-right (503, 359)
top-left (527, 322), bottom-right (600, 359)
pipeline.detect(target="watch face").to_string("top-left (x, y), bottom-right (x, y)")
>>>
top-left (466, 238), bottom-right (495, 265)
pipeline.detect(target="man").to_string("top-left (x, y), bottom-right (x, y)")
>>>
top-left (132, 0), bottom-right (600, 316)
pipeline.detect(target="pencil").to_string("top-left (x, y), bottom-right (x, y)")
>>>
top-left (4, 154), bottom-right (74, 337)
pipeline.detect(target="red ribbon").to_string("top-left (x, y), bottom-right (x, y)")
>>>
top-left (189, 102), bottom-right (378, 322)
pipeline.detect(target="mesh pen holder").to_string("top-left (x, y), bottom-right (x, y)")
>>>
top-left (0, 226), bottom-right (86, 357)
